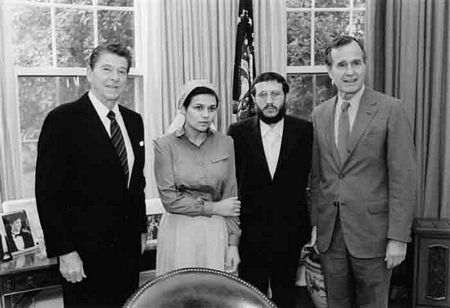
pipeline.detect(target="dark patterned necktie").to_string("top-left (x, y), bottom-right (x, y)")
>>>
top-left (338, 101), bottom-right (351, 162)
top-left (107, 110), bottom-right (129, 181)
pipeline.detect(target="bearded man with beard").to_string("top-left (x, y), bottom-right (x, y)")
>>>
top-left (228, 72), bottom-right (313, 308)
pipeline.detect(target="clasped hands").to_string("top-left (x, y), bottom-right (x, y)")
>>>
top-left (214, 197), bottom-right (241, 217)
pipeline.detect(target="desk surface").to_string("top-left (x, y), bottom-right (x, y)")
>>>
top-left (0, 247), bottom-right (57, 277)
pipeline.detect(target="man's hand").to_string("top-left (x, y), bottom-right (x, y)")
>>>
top-left (306, 226), bottom-right (317, 248)
top-left (385, 239), bottom-right (407, 269)
top-left (214, 197), bottom-right (241, 217)
top-left (225, 245), bottom-right (240, 275)
top-left (59, 251), bottom-right (86, 283)
top-left (141, 232), bottom-right (147, 254)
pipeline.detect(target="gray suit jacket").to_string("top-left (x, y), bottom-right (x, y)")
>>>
top-left (310, 88), bottom-right (416, 258)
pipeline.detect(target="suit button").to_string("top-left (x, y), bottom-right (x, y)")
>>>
top-left (338, 174), bottom-right (344, 179)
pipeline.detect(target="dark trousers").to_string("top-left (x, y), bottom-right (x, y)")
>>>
top-left (320, 216), bottom-right (392, 308)
top-left (62, 248), bottom-right (140, 308)
top-left (239, 242), bottom-right (300, 308)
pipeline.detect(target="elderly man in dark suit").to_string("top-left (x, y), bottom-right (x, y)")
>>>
top-left (228, 72), bottom-right (312, 308)
top-left (310, 35), bottom-right (416, 307)
top-left (35, 43), bottom-right (146, 308)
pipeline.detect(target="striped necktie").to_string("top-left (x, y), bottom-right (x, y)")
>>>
top-left (338, 101), bottom-right (351, 162)
top-left (107, 110), bottom-right (129, 181)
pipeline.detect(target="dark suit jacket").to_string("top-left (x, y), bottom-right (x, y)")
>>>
top-left (7, 229), bottom-right (34, 252)
top-left (35, 93), bottom-right (146, 259)
top-left (228, 115), bottom-right (312, 252)
top-left (310, 88), bottom-right (416, 258)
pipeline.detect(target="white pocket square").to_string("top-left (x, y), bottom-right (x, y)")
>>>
top-left (139, 141), bottom-right (144, 147)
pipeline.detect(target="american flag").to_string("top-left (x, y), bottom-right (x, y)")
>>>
top-left (232, 0), bottom-right (256, 120)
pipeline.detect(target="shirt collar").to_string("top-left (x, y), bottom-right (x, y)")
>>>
top-left (175, 126), bottom-right (215, 138)
top-left (260, 118), bottom-right (284, 138)
top-left (337, 84), bottom-right (365, 110)
top-left (89, 91), bottom-right (120, 117)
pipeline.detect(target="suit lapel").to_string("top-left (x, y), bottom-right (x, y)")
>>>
top-left (120, 106), bottom-right (138, 181)
top-left (323, 97), bottom-right (342, 168)
top-left (343, 89), bottom-right (379, 164)
top-left (273, 116), bottom-right (294, 180)
top-left (79, 94), bottom-right (127, 186)
top-left (249, 117), bottom-right (272, 181)
top-left (80, 95), bottom-right (115, 150)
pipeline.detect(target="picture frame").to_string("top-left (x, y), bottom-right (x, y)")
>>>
top-left (145, 199), bottom-right (165, 250)
top-left (0, 210), bottom-right (38, 256)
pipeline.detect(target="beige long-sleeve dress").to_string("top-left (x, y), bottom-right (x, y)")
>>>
top-left (153, 127), bottom-right (240, 275)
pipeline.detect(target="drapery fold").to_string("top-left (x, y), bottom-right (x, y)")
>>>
top-left (254, 0), bottom-right (287, 76)
top-left (160, 0), bottom-right (239, 133)
top-left (366, 0), bottom-right (450, 218)
top-left (0, 7), bottom-right (22, 202)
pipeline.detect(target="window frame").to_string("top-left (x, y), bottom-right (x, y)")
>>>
top-left (3, 0), bottom-right (144, 198)
top-left (286, 0), bottom-right (366, 75)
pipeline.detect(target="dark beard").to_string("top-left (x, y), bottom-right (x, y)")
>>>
top-left (257, 103), bottom-right (286, 124)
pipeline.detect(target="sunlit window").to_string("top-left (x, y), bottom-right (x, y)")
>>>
top-left (285, 0), bottom-right (366, 120)
top-left (4, 0), bottom-right (142, 197)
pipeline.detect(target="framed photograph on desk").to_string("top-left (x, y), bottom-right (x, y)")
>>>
top-left (145, 199), bottom-right (165, 250)
top-left (0, 210), bottom-right (37, 256)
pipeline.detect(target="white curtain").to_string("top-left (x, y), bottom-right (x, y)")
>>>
top-left (0, 5), bottom-right (22, 202)
top-left (159, 0), bottom-right (239, 134)
top-left (254, 0), bottom-right (287, 76)
top-left (140, 0), bottom-right (164, 198)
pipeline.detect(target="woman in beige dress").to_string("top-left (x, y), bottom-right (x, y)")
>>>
top-left (154, 80), bottom-right (241, 275)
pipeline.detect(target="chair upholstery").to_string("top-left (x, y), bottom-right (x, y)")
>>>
top-left (124, 267), bottom-right (277, 308)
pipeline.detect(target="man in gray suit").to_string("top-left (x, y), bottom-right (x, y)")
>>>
top-left (310, 35), bottom-right (416, 307)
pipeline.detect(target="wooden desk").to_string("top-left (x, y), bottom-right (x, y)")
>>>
top-left (0, 248), bottom-right (60, 308)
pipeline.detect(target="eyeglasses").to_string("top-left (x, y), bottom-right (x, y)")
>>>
top-left (255, 91), bottom-right (284, 100)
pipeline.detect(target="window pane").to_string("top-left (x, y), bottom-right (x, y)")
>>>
top-left (21, 142), bottom-right (37, 198)
top-left (287, 74), bottom-right (313, 121)
top-left (286, 0), bottom-right (311, 8)
top-left (54, 0), bottom-right (93, 4)
top-left (19, 76), bottom-right (140, 197)
top-left (19, 76), bottom-right (137, 142)
top-left (121, 79), bottom-right (136, 109)
top-left (56, 8), bottom-right (94, 67)
top-left (314, 11), bottom-right (349, 65)
top-left (316, 0), bottom-right (349, 8)
top-left (287, 73), bottom-right (336, 120)
top-left (287, 12), bottom-right (311, 66)
top-left (316, 74), bottom-right (336, 105)
top-left (98, 10), bottom-right (135, 67)
top-left (19, 77), bottom-right (58, 141)
top-left (354, 0), bottom-right (366, 8)
top-left (57, 76), bottom-right (91, 105)
top-left (352, 11), bottom-right (365, 40)
top-left (11, 5), bottom-right (52, 67)
top-left (98, 0), bottom-right (134, 6)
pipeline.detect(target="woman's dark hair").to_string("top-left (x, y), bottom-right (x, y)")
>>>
top-left (89, 43), bottom-right (132, 73)
top-left (183, 87), bottom-right (219, 108)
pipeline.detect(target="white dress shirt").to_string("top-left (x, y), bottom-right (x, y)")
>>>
top-left (334, 85), bottom-right (365, 146)
top-left (89, 91), bottom-right (135, 186)
top-left (12, 233), bottom-right (25, 250)
top-left (260, 118), bottom-right (284, 179)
